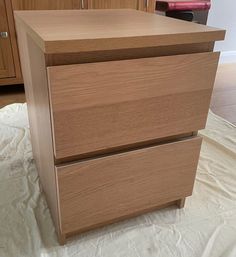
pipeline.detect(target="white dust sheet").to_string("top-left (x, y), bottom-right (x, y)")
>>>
top-left (0, 103), bottom-right (236, 257)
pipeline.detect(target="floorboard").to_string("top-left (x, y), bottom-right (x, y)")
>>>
top-left (210, 63), bottom-right (236, 125)
top-left (0, 84), bottom-right (25, 108)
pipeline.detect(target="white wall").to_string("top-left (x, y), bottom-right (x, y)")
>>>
top-left (207, 0), bottom-right (236, 63)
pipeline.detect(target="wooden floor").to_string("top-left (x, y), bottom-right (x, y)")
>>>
top-left (0, 63), bottom-right (236, 125)
top-left (210, 63), bottom-right (236, 125)
top-left (0, 84), bottom-right (25, 108)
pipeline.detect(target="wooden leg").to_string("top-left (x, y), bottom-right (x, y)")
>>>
top-left (177, 198), bottom-right (186, 209)
top-left (58, 233), bottom-right (66, 245)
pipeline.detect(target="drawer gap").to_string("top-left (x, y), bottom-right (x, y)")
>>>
top-left (45, 42), bottom-right (214, 67)
top-left (55, 132), bottom-right (197, 166)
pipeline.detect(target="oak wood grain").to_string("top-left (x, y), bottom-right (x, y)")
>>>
top-left (56, 137), bottom-right (202, 236)
top-left (148, 0), bottom-right (156, 12)
top-left (47, 52), bottom-right (219, 160)
top-left (15, 9), bottom-right (223, 245)
top-left (45, 42), bottom-right (215, 66)
top-left (12, 0), bottom-right (82, 10)
top-left (135, 0), bottom-right (157, 13)
top-left (0, 0), bottom-right (15, 79)
top-left (0, 77), bottom-right (23, 86)
top-left (15, 20), bottom-right (63, 242)
top-left (5, 0), bottom-right (22, 80)
top-left (0, 0), bottom-right (23, 86)
top-left (12, 0), bottom-right (154, 12)
top-left (14, 9), bottom-right (225, 54)
top-left (87, 0), bottom-right (138, 9)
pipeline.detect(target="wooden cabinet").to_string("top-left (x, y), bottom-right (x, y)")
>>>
top-left (140, 0), bottom-right (156, 12)
top-left (87, 0), bottom-right (156, 12)
top-left (0, 0), bottom-right (22, 85)
top-left (87, 0), bottom-right (139, 9)
top-left (0, 0), bottom-right (156, 86)
top-left (15, 9), bottom-right (224, 244)
top-left (11, 0), bottom-right (82, 10)
top-left (11, 0), bottom-right (155, 11)
top-left (0, 0), bottom-right (15, 79)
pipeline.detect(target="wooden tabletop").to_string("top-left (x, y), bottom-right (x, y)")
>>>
top-left (14, 9), bottom-right (225, 54)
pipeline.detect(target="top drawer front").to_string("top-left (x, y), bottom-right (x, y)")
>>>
top-left (47, 52), bottom-right (219, 159)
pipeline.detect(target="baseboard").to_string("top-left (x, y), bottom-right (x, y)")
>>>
top-left (219, 51), bottom-right (236, 64)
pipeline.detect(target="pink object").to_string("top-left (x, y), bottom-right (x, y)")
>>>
top-left (156, 0), bottom-right (211, 11)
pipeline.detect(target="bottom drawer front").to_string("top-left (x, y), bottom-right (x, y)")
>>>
top-left (56, 137), bottom-right (202, 235)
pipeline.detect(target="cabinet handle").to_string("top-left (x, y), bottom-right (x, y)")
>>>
top-left (81, 0), bottom-right (85, 9)
top-left (0, 32), bottom-right (8, 38)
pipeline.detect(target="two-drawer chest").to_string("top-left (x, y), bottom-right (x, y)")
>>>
top-left (14, 9), bottom-right (225, 244)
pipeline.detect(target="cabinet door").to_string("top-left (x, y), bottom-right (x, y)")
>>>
top-left (138, 0), bottom-right (156, 12)
top-left (0, 0), bottom-right (15, 79)
top-left (87, 0), bottom-right (139, 9)
top-left (11, 0), bottom-right (82, 10)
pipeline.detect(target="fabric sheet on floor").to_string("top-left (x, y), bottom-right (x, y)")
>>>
top-left (0, 103), bottom-right (236, 257)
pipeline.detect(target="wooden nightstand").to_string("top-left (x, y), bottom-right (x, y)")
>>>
top-left (14, 9), bottom-right (225, 244)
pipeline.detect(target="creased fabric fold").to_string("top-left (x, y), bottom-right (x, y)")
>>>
top-left (0, 104), bottom-right (236, 257)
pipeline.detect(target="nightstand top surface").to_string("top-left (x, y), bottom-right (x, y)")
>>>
top-left (15, 9), bottom-right (225, 54)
